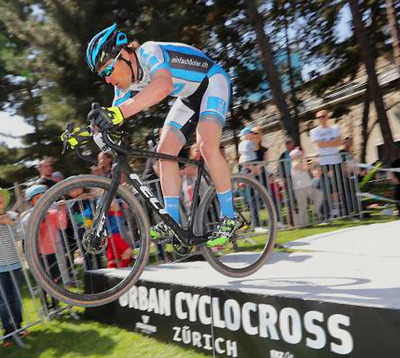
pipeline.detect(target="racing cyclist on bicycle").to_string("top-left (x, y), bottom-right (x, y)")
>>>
top-left (85, 23), bottom-right (240, 248)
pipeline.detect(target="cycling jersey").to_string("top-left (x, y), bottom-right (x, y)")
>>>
top-left (113, 41), bottom-right (231, 143)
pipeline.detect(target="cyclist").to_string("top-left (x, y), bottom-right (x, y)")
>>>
top-left (85, 23), bottom-right (239, 247)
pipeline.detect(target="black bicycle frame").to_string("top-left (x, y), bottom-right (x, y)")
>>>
top-left (82, 130), bottom-right (212, 247)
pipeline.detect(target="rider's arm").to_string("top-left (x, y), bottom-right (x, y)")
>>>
top-left (119, 69), bottom-right (173, 119)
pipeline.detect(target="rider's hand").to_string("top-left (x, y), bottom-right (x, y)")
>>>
top-left (87, 106), bottom-right (124, 131)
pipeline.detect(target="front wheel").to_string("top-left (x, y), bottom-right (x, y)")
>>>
top-left (25, 175), bottom-right (150, 307)
top-left (196, 174), bottom-right (277, 277)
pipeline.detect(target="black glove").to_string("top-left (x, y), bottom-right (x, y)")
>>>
top-left (88, 102), bottom-right (124, 131)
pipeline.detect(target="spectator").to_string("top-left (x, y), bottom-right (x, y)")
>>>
top-left (98, 152), bottom-right (114, 178)
top-left (51, 171), bottom-right (64, 183)
top-left (36, 157), bottom-right (56, 188)
top-left (21, 185), bottom-right (67, 311)
top-left (0, 188), bottom-right (29, 347)
top-left (238, 127), bottom-right (257, 165)
top-left (340, 137), bottom-right (353, 156)
top-left (91, 165), bottom-right (103, 176)
top-left (251, 126), bottom-right (268, 161)
top-left (64, 187), bottom-right (103, 270)
top-left (290, 148), bottom-right (323, 227)
top-left (279, 138), bottom-right (295, 179)
top-left (106, 199), bottom-right (135, 268)
top-left (279, 138), bottom-right (296, 226)
top-left (390, 147), bottom-right (400, 216)
top-left (310, 110), bottom-right (343, 217)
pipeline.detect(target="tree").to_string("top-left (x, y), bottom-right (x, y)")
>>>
top-left (348, 0), bottom-right (395, 164)
top-left (243, 0), bottom-right (299, 144)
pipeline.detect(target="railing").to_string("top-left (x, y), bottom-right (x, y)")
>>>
top-left (0, 214), bottom-right (78, 348)
top-left (240, 153), bottom-right (363, 228)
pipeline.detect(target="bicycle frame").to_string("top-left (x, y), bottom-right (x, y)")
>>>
top-left (80, 130), bottom-right (212, 247)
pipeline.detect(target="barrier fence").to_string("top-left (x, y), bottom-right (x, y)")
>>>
top-left (2, 153), bottom-right (399, 348)
top-left (0, 195), bottom-right (78, 348)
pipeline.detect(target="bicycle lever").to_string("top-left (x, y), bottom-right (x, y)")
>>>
top-left (61, 121), bottom-right (74, 155)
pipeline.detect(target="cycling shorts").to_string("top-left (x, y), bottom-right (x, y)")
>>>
top-left (163, 72), bottom-right (230, 144)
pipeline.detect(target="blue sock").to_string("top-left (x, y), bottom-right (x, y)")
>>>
top-left (217, 189), bottom-right (235, 219)
top-left (164, 196), bottom-right (180, 224)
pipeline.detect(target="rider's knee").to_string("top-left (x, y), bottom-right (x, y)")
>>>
top-left (198, 139), bottom-right (218, 161)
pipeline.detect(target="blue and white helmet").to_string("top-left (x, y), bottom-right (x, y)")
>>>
top-left (86, 23), bottom-right (129, 72)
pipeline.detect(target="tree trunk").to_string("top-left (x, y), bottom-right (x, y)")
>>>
top-left (348, 0), bottom-right (395, 164)
top-left (282, 5), bottom-right (300, 127)
top-left (244, 0), bottom-right (300, 145)
top-left (386, 0), bottom-right (400, 71)
top-left (360, 85), bottom-right (371, 163)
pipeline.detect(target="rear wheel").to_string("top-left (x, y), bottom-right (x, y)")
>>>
top-left (196, 174), bottom-right (277, 277)
top-left (25, 175), bottom-right (150, 307)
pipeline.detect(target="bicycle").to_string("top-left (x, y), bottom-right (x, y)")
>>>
top-left (25, 107), bottom-right (277, 307)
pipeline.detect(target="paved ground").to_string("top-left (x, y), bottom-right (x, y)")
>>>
top-left (107, 221), bottom-right (400, 309)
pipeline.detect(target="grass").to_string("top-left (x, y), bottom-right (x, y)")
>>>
top-left (2, 213), bottom-right (397, 357)
top-left (3, 315), bottom-right (209, 358)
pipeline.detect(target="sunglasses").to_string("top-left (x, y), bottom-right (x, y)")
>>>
top-left (98, 50), bottom-right (123, 78)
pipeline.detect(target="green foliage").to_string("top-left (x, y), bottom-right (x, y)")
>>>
top-left (0, 0), bottom-right (397, 184)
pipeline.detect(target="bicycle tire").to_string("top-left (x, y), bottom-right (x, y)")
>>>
top-left (196, 174), bottom-right (277, 277)
top-left (25, 175), bottom-right (150, 307)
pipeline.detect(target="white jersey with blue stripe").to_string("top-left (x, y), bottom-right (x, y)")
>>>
top-left (113, 41), bottom-right (229, 106)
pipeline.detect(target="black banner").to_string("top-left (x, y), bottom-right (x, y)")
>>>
top-left (86, 272), bottom-right (400, 357)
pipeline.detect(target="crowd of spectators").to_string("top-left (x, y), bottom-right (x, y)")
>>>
top-left (237, 110), bottom-right (362, 227)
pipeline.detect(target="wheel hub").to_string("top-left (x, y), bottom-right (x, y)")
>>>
top-left (82, 231), bottom-right (108, 254)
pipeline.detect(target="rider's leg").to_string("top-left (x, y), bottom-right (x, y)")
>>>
top-left (197, 119), bottom-right (235, 219)
top-left (157, 127), bottom-right (184, 224)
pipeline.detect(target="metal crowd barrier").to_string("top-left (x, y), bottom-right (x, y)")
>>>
top-left (240, 153), bottom-right (363, 228)
top-left (0, 196), bottom-right (78, 348)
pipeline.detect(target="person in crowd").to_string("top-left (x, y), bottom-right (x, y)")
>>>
top-left (0, 188), bottom-right (29, 347)
top-left (238, 126), bottom-right (268, 233)
top-left (90, 165), bottom-right (103, 176)
top-left (238, 126), bottom-right (257, 166)
top-left (21, 185), bottom-right (67, 311)
top-left (311, 165), bottom-right (330, 219)
top-left (97, 152), bottom-right (114, 178)
top-left (290, 148), bottom-right (323, 226)
top-left (390, 146), bottom-right (400, 216)
top-left (279, 138), bottom-right (296, 226)
top-left (51, 171), bottom-right (64, 183)
top-left (310, 110), bottom-right (343, 218)
top-left (94, 150), bottom-right (135, 267)
top-left (36, 157), bottom-right (57, 188)
top-left (279, 138), bottom-right (295, 178)
top-left (340, 136), bottom-right (353, 157)
top-left (105, 193), bottom-right (135, 268)
top-left (21, 184), bottom-right (67, 309)
top-left (251, 126), bottom-right (268, 161)
top-left (64, 187), bottom-right (103, 270)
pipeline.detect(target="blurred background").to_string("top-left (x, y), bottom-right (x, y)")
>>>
top-left (0, 0), bottom-right (399, 187)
